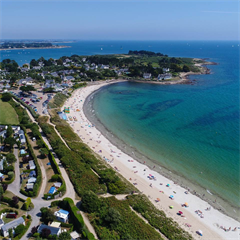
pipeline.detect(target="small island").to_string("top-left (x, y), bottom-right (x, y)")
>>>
top-left (0, 42), bottom-right (71, 51)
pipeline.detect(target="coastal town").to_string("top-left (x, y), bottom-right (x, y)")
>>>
top-left (0, 50), bottom-right (238, 240)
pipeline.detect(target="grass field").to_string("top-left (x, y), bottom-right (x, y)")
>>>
top-left (0, 99), bottom-right (19, 125)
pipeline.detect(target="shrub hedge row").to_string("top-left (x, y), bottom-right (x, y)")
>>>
top-left (13, 217), bottom-right (32, 240)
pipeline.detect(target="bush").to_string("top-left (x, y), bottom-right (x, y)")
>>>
top-left (1, 93), bottom-right (12, 102)
top-left (14, 224), bottom-right (25, 236)
top-left (7, 171), bottom-right (14, 180)
top-left (6, 153), bottom-right (17, 164)
top-left (22, 197), bottom-right (32, 211)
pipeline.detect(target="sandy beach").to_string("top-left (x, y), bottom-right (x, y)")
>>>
top-left (62, 81), bottom-right (239, 240)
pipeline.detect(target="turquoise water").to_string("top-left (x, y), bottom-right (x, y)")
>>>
top-left (89, 42), bottom-right (239, 212)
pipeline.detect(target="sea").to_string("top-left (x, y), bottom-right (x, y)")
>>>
top-left (1, 40), bottom-right (239, 219)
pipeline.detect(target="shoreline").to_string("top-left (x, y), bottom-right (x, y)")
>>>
top-left (0, 46), bottom-right (71, 51)
top-left (84, 85), bottom-right (240, 221)
top-left (63, 81), bottom-right (239, 240)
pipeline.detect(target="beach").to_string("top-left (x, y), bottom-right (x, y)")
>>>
top-left (63, 81), bottom-right (239, 240)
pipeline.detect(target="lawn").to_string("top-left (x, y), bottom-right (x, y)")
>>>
top-left (0, 99), bottom-right (19, 125)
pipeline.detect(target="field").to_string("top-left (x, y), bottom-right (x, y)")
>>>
top-left (0, 99), bottom-right (19, 125)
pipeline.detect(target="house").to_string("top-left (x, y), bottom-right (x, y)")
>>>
top-left (28, 160), bottom-right (36, 170)
top-left (143, 73), bottom-right (152, 79)
top-left (38, 224), bottom-right (61, 236)
top-left (54, 209), bottom-right (69, 223)
top-left (29, 170), bottom-right (36, 178)
top-left (0, 219), bottom-right (4, 230)
top-left (64, 76), bottom-right (75, 81)
top-left (18, 130), bottom-right (26, 144)
top-left (0, 130), bottom-right (6, 139)
top-left (45, 79), bottom-right (56, 88)
top-left (157, 73), bottom-right (172, 80)
top-left (48, 187), bottom-right (56, 194)
top-left (0, 156), bottom-right (6, 171)
top-left (1, 217), bottom-right (25, 237)
top-left (54, 182), bottom-right (62, 188)
top-left (50, 222), bottom-right (61, 228)
top-left (70, 231), bottom-right (80, 240)
top-left (51, 72), bottom-right (59, 78)
top-left (28, 177), bottom-right (37, 183)
top-left (32, 66), bottom-right (41, 70)
top-left (163, 68), bottom-right (170, 73)
top-left (26, 183), bottom-right (34, 190)
top-left (17, 77), bottom-right (33, 86)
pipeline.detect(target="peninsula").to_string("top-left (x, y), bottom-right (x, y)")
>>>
top-left (0, 42), bottom-right (71, 51)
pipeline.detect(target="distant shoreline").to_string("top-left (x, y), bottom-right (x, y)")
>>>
top-left (0, 45), bottom-right (71, 51)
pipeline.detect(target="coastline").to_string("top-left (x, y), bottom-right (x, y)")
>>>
top-left (63, 80), bottom-right (239, 240)
top-left (0, 46), bottom-right (71, 51)
top-left (125, 58), bottom-right (217, 85)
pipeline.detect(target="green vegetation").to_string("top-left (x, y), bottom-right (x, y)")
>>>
top-left (22, 197), bottom-right (33, 211)
top-left (48, 93), bottom-right (68, 109)
top-left (0, 98), bottom-right (19, 125)
top-left (127, 194), bottom-right (193, 240)
top-left (82, 194), bottom-right (162, 240)
top-left (0, 42), bottom-right (53, 49)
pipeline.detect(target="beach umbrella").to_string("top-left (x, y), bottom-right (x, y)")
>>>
top-left (185, 202), bottom-right (189, 206)
top-left (169, 206), bottom-right (174, 209)
top-left (179, 211), bottom-right (183, 215)
top-left (166, 184), bottom-right (170, 187)
top-left (157, 198), bottom-right (160, 201)
top-left (197, 230), bottom-right (203, 236)
top-left (169, 195), bottom-right (174, 199)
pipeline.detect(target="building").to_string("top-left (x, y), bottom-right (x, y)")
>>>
top-left (26, 183), bottom-right (34, 190)
top-left (143, 73), bottom-right (152, 79)
top-left (157, 73), bottom-right (172, 80)
top-left (38, 224), bottom-right (61, 236)
top-left (48, 186), bottom-right (57, 194)
top-left (70, 231), bottom-right (80, 240)
top-left (18, 130), bottom-right (26, 144)
top-left (0, 156), bottom-right (6, 171)
top-left (28, 160), bottom-right (36, 170)
top-left (163, 68), bottom-right (170, 73)
top-left (28, 177), bottom-right (37, 183)
top-left (0, 219), bottom-right (4, 230)
top-left (1, 217), bottom-right (25, 237)
top-left (54, 182), bottom-right (62, 188)
top-left (29, 170), bottom-right (36, 178)
top-left (54, 209), bottom-right (69, 223)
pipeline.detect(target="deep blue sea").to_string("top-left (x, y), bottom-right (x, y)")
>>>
top-left (1, 40), bottom-right (239, 215)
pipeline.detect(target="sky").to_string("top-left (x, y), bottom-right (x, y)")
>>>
top-left (0, 0), bottom-right (239, 40)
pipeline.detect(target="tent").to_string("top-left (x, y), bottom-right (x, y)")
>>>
top-left (169, 195), bottom-right (174, 199)
top-left (169, 206), bottom-right (174, 209)
top-left (197, 230), bottom-right (203, 236)
top-left (166, 184), bottom-right (170, 187)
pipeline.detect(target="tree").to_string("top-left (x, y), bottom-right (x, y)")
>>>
top-left (81, 191), bottom-right (102, 213)
top-left (182, 65), bottom-right (190, 72)
top-left (41, 228), bottom-right (51, 238)
top-left (20, 85), bottom-right (35, 92)
top-left (31, 226), bottom-right (38, 235)
top-left (30, 59), bottom-right (38, 67)
top-left (14, 224), bottom-right (25, 236)
top-left (36, 139), bottom-right (44, 148)
top-left (0, 185), bottom-right (4, 200)
top-left (2, 183), bottom-right (8, 192)
top-left (4, 137), bottom-right (16, 149)
top-left (8, 229), bottom-right (13, 238)
top-left (39, 148), bottom-right (49, 158)
top-left (40, 207), bottom-right (55, 224)
top-left (104, 207), bottom-right (122, 228)
top-left (12, 196), bottom-right (19, 206)
top-left (6, 153), bottom-right (16, 163)
top-left (1, 93), bottom-right (12, 102)
top-left (8, 171), bottom-right (14, 180)
top-left (6, 125), bottom-right (13, 138)
top-left (58, 232), bottom-right (71, 240)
